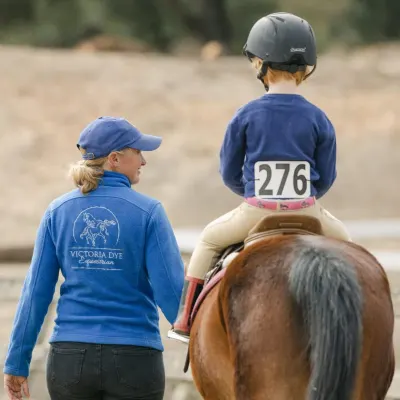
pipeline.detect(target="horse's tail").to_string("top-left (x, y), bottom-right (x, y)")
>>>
top-left (288, 242), bottom-right (363, 400)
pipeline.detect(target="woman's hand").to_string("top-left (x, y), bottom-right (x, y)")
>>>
top-left (4, 374), bottom-right (30, 399)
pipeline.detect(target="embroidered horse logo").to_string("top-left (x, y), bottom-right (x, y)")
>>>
top-left (80, 212), bottom-right (117, 247)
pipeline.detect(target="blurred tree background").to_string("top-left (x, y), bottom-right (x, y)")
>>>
top-left (0, 0), bottom-right (399, 53)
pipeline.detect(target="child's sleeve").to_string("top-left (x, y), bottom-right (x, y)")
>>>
top-left (219, 112), bottom-right (246, 196)
top-left (314, 115), bottom-right (337, 199)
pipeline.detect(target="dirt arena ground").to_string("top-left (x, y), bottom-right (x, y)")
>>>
top-left (0, 43), bottom-right (400, 249)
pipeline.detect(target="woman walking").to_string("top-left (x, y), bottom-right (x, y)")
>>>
top-left (3, 116), bottom-right (184, 400)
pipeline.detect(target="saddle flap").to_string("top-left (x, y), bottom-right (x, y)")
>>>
top-left (248, 214), bottom-right (323, 236)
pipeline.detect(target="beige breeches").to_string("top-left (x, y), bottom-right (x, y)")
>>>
top-left (187, 201), bottom-right (351, 280)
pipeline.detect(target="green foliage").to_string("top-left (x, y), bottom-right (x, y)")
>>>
top-left (0, 0), bottom-right (34, 25)
top-left (33, 0), bottom-right (82, 47)
top-left (348, 0), bottom-right (400, 43)
top-left (106, 0), bottom-right (172, 50)
top-left (0, 0), bottom-right (399, 52)
top-left (228, 0), bottom-right (278, 52)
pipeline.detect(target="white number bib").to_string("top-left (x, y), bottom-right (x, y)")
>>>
top-left (254, 161), bottom-right (311, 199)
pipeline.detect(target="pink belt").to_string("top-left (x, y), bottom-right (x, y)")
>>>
top-left (245, 196), bottom-right (316, 211)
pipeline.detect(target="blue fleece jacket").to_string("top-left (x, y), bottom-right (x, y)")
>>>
top-left (219, 94), bottom-right (337, 199)
top-left (4, 171), bottom-right (184, 377)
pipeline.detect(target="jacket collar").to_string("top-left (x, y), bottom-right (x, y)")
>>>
top-left (99, 171), bottom-right (131, 188)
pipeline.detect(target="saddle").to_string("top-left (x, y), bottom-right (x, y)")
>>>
top-left (183, 214), bottom-right (323, 372)
top-left (205, 214), bottom-right (322, 286)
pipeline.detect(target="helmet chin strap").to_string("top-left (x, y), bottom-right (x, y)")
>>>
top-left (303, 63), bottom-right (317, 81)
top-left (257, 62), bottom-right (269, 92)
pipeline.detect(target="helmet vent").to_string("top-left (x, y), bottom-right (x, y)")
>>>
top-left (271, 16), bottom-right (285, 23)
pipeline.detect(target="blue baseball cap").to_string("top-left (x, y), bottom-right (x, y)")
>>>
top-left (77, 116), bottom-right (162, 160)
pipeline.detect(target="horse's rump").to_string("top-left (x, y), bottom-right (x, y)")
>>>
top-left (191, 234), bottom-right (395, 400)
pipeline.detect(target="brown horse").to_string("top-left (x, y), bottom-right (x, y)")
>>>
top-left (189, 232), bottom-right (395, 399)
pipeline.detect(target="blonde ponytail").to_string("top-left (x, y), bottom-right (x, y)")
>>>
top-left (69, 157), bottom-right (108, 194)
